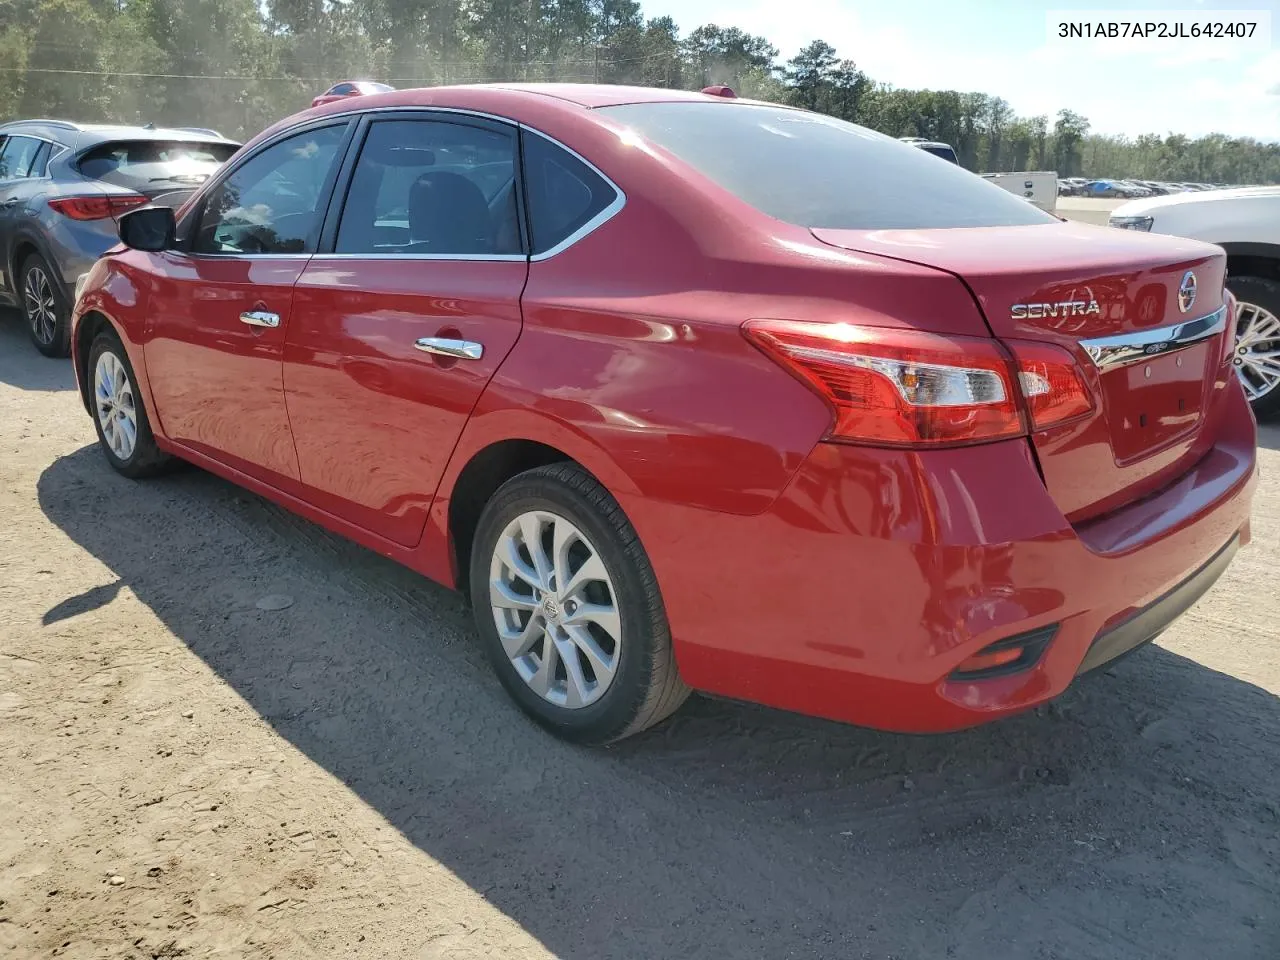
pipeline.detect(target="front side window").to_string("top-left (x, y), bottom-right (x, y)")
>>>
top-left (335, 117), bottom-right (520, 256)
top-left (598, 102), bottom-right (1055, 230)
top-left (194, 124), bottom-right (346, 255)
top-left (329, 83), bottom-right (356, 96)
top-left (0, 136), bottom-right (43, 180)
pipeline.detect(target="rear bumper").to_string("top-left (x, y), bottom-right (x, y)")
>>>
top-left (626, 380), bottom-right (1257, 733)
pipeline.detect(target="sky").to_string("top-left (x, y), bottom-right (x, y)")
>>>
top-left (640, 0), bottom-right (1280, 141)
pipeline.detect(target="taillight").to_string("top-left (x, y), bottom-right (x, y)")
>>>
top-left (1005, 340), bottom-right (1094, 430)
top-left (743, 320), bottom-right (1025, 446)
top-left (47, 193), bottom-right (148, 221)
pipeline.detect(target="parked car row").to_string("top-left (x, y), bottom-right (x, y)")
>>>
top-left (0, 83), bottom-right (1262, 746)
top-left (1058, 177), bottom-right (1232, 198)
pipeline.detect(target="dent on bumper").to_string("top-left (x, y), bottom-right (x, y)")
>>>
top-left (628, 386), bottom-right (1257, 733)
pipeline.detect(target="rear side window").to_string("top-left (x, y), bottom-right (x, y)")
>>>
top-left (522, 132), bottom-right (618, 255)
top-left (598, 102), bottom-right (1054, 230)
top-left (335, 117), bottom-right (520, 256)
top-left (0, 136), bottom-right (44, 180)
top-left (78, 140), bottom-right (239, 192)
top-left (29, 141), bottom-right (52, 177)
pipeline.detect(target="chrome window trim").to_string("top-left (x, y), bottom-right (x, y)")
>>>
top-left (310, 253), bottom-right (528, 262)
top-left (246, 105), bottom-right (626, 264)
top-left (0, 133), bottom-right (60, 182)
top-left (520, 125), bottom-right (626, 262)
top-left (1080, 305), bottom-right (1228, 373)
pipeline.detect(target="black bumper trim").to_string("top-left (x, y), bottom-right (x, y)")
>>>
top-left (1077, 534), bottom-right (1239, 675)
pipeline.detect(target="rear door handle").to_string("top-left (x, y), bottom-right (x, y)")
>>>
top-left (1, 197), bottom-right (19, 207)
top-left (414, 337), bottom-right (483, 361)
top-left (240, 310), bottom-right (280, 328)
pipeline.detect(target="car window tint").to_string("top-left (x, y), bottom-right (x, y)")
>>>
top-left (0, 136), bottom-right (43, 180)
top-left (330, 83), bottom-right (355, 95)
top-left (194, 125), bottom-right (345, 255)
top-left (335, 118), bottom-right (520, 256)
top-left (598, 102), bottom-right (1054, 230)
top-left (522, 133), bottom-right (617, 255)
top-left (29, 141), bottom-right (52, 177)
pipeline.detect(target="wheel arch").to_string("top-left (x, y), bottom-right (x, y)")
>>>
top-left (434, 409), bottom-right (643, 590)
top-left (1219, 242), bottom-right (1280, 286)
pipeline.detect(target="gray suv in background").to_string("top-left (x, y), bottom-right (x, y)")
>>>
top-left (0, 120), bottom-right (240, 356)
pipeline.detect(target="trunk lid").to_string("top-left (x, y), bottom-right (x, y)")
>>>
top-left (812, 222), bottom-right (1232, 522)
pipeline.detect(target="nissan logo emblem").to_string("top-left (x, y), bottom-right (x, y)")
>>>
top-left (1177, 271), bottom-right (1197, 314)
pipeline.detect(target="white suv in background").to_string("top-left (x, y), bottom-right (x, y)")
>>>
top-left (1110, 186), bottom-right (1280, 417)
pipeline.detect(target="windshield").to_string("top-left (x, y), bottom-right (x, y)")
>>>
top-left (78, 140), bottom-right (239, 190)
top-left (598, 102), bottom-right (1055, 230)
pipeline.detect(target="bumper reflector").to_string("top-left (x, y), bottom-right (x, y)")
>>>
top-left (949, 625), bottom-right (1059, 682)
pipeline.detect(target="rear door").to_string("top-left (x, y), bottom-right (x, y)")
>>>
top-left (284, 112), bottom-right (528, 546)
top-left (144, 121), bottom-right (352, 488)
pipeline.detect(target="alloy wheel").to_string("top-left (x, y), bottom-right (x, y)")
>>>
top-left (94, 351), bottom-right (138, 461)
top-left (1233, 300), bottom-right (1280, 403)
top-left (24, 266), bottom-right (57, 346)
top-left (488, 510), bottom-right (622, 709)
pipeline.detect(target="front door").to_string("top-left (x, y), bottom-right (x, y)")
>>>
top-left (285, 114), bottom-right (528, 545)
top-left (144, 122), bottom-right (351, 488)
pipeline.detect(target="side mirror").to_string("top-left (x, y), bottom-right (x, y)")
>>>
top-left (118, 206), bottom-right (176, 252)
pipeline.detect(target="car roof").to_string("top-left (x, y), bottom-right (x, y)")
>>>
top-left (0, 118), bottom-right (240, 148)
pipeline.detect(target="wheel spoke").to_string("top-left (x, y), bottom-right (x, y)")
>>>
top-left (560, 552), bottom-right (607, 603)
top-left (564, 623), bottom-right (617, 686)
top-left (519, 513), bottom-right (553, 588)
top-left (491, 578), bottom-right (538, 611)
top-left (551, 518), bottom-right (577, 597)
top-left (554, 633), bottom-right (591, 709)
top-left (501, 536), bottom-right (542, 591)
top-left (527, 641), bottom-right (559, 697)
top-left (564, 602), bottom-right (621, 641)
top-left (499, 613), bottom-right (544, 659)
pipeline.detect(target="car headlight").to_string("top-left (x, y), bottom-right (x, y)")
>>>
top-left (1109, 216), bottom-right (1153, 232)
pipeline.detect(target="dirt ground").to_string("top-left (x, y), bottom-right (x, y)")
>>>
top-left (1, 314), bottom-right (1278, 960)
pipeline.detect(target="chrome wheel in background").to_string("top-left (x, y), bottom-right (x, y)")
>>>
top-left (94, 350), bottom-right (138, 462)
top-left (488, 509), bottom-right (621, 709)
top-left (24, 265), bottom-right (57, 347)
top-left (1234, 300), bottom-right (1280, 404)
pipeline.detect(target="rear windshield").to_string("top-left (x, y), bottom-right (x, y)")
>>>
top-left (597, 102), bottom-right (1055, 230)
top-left (78, 140), bottom-right (239, 190)
top-left (919, 144), bottom-right (959, 164)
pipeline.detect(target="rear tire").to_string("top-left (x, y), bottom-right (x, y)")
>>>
top-left (469, 463), bottom-right (690, 744)
top-left (87, 329), bottom-right (172, 479)
top-left (1227, 275), bottom-right (1280, 420)
top-left (21, 253), bottom-right (70, 358)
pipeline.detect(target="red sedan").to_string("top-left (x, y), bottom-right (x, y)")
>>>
top-left (71, 84), bottom-right (1257, 744)
top-left (310, 80), bottom-right (395, 108)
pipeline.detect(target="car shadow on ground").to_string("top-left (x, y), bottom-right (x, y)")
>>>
top-left (37, 446), bottom-right (1280, 960)
top-left (0, 310), bottom-right (76, 392)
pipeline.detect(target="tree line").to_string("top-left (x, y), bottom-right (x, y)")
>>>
top-left (0, 0), bottom-right (1276, 184)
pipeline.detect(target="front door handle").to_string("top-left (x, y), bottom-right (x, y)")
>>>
top-left (414, 337), bottom-right (483, 361)
top-left (240, 310), bottom-right (280, 329)
top-left (1, 197), bottom-right (20, 207)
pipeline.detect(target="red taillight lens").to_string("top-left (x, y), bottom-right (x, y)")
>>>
top-left (1005, 340), bottom-right (1094, 430)
top-left (47, 193), bottom-right (149, 221)
top-left (743, 320), bottom-right (1026, 446)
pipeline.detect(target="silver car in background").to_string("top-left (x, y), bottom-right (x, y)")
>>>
top-left (0, 120), bottom-right (240, 356)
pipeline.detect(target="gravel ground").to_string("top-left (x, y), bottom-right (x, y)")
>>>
top-left (1, 313), bottom-right (1278, 960)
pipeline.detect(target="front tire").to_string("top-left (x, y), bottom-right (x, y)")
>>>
top-left (21, 253), bottom-right (70, 358)
top-left (1227, 275), bottom-right (1280, 420)
top-left (88, 329), bottom-right (171, 478)
top-left (469, 463), bottom-right (690, 744)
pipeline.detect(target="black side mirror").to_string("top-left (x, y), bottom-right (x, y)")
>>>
top-left (118, 206), bottom-right (176, 252)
